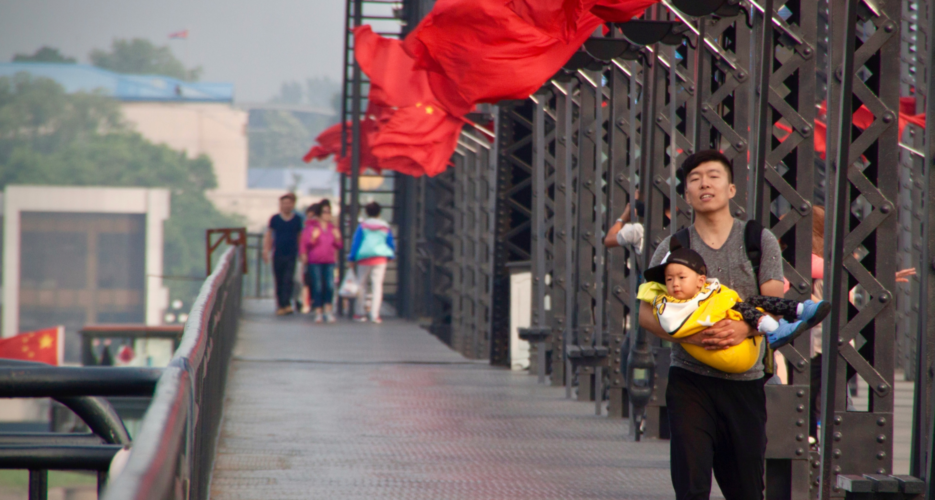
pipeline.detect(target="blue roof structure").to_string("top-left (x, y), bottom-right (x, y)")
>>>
top-left (0, 62), bottom-right (233, 103)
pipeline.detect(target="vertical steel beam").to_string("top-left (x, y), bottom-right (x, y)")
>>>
top-left (491, 102), bottom-right (534, 366)
top-left (349, 0), bottom-right (363, 239)
top-left (551, 81), bottom-right (578, 390)
top-left (745, 0), bottom-right (819, 496)
top-left (572, 69), bottom-right (607, 410)
top-left (917, 0), bottom-right (935, 488)
top-left (819, 0), bottom-right (901, 496)
top-left (530, 89), bottom-right (557, 381)
top-left (751, 0), bottom-right (775, 224)
top-left (636, 22), bottom-right (667, 437)
top-left (451, 152), bottom-right (467, 356)
top-left (606, 60), bottom-right (637, 420)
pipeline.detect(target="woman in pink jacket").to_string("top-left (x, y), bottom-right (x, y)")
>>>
top-left (299, 202), bottom-right (342, 323)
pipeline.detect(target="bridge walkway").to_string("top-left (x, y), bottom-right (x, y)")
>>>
top-left (210, 299), bottom-right (685, 499)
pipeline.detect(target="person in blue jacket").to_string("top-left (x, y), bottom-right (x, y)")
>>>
top-left (348, 201), bottom-right (395, 323)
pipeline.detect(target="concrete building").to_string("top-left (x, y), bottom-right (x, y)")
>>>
top-left (1, 186), bottom-right (171, 362)
top-left (0, 63), bottom-right (342, 232)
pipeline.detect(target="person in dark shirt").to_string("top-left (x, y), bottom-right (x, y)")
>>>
top-left (263, 193), bottom-right (303, 315)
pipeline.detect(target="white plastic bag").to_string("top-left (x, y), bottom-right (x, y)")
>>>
top-left (338, 268), bottom-right (360, 298)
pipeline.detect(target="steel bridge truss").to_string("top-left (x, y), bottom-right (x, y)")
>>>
top-left (380, 0), bottom-right (935, 496)
top-left (518, 0), bottom-right (935, 498)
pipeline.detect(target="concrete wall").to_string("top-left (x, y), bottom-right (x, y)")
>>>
top-left (121, 102), bottom-right (248, 194)
top-left (1, 186), bottom-right (170, 339)
top-left (509, 270), bottom-right (532, 371)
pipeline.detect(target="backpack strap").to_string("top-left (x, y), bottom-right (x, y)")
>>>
top-left (669, 228), bottom-right (691, 253)
top-left (744, 220), bottom-right (764, 283)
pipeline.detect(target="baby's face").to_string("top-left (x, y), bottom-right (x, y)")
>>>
top-left (664, 263), bottom-right (707, 300)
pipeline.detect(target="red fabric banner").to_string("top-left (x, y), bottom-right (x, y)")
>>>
top-left (0, 327), bottom-right (62, 365)
top-left (304, 0), bottom-right (661, 177)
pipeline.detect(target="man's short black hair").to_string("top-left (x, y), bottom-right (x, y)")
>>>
top-left (365, 201), bottom-right (381, 217)
top-left (676, 150), bottom-right (734, 196)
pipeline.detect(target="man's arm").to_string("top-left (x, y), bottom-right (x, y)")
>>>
top-left (639, 301), bottom-right (706, 346)
top-left (262, 228), bottom-right (273, 263)
top-left (759, 279), bottom-right (785, 299)
top-left (603, 203), bottom-right (632, 247)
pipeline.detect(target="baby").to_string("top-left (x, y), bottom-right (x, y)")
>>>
top-left (638, 248), bottom-right (830, 373)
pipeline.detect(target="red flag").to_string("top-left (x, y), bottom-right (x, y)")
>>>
top-left (814, 119), bottom-right (827, 159)
top-left (370, 103), bottom-right (464, 177)
top-left (509, 0), bottom-right (597, 41)
top-left (403, 0), bottom-right (608, 115)
top-left (0, 327), bottom-right (63, 365)
top-left (355, 25), bottom-right (464, 176)
top-left (774, 119), bottom-right (827, 159)
top-left (851, 105), bottom-right (874, 130)
top-left (302, 119), bottom-right (382, 175)
top-left (899, 112), bottom-right (926, 138)
top-left (168, 29), bottom-right (189, 39)
top-left (590, 0), bottom-right (659, 22)
top-left (356, 25), bottom-right (435, 109)
top-left (900, 96), bottom-right (918, 116)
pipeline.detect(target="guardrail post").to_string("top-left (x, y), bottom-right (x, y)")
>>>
top-left (28, 469), bottom-right (47, 500)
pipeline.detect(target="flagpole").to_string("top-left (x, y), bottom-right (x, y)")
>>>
top-left (349, 0), bottom-right (363, 248)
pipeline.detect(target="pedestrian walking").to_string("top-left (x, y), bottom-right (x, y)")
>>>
top-left (263, 193), bottom-right (303, 316)
top-left (299, 203), bottom-right (320, 314)
top-left (300, 202), bottom-right (342, 323)
top-left (348, 201), bottom-right (395, 324)
top-left (639, 150), bottom-right (785, 500)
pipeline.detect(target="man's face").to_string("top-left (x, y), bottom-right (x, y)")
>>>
top-left (664, 263), bottom-right (706, 300)
top-left (683, 161), bottom-right (735, 214)
top-left (280, 198), bottom-right (295, 214)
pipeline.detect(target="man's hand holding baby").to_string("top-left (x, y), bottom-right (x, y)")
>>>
top-left (699, 319), bottom-right (756, 350)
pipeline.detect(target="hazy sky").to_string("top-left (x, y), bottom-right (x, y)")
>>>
top-left (0, 0), bottom-right (352, 102)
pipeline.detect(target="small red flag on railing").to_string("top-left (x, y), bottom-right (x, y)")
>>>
top-left (0, 327), bottom-right (64, 366)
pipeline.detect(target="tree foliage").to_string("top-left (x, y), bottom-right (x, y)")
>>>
top-left (0, 73), bottom-right (239, 305)
top-left (248, 110), bottom-right (316, 168)
top-left (12, 47), bottom-right (77, 64)
top-left (90, 38), bottom-right (202, 81)
top-left (249, 77), bottom-right (341, 168)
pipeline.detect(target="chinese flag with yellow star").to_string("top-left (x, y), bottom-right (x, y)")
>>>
top-left (0, 327), bottom-right (63, 365)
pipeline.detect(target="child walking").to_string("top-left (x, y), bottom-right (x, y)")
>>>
top-left (348, 202), bottom-right (395, 323)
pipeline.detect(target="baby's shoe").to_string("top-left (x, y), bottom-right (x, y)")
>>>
top-left (798, 300), bottom-right (831, 329)
top-left (766, 319), bottom-right (812, 349)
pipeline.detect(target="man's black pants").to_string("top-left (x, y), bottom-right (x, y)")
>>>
top-left (666, 366), bottom-right (767, 500)
top-left (273, 254), bottom-right (296, 309)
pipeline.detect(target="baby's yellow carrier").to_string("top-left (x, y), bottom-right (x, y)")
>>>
top-left (638, 280), bottom-right (760, 373)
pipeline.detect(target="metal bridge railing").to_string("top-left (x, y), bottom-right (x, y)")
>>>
top-left (102, 245), bottom-right (243, 500)
top-left (0, 358), bottom-right (159, 499)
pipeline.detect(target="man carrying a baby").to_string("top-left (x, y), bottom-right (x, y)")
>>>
top-left (638, 150), bottom-right (823, 500)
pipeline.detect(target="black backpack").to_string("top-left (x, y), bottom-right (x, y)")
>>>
top-left (667, 220), bottom-right (765, 279)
